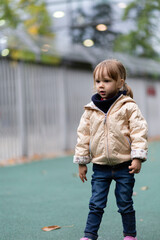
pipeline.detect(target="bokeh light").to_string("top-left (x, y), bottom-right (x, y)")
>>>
top-left (0, 19), bottom-right (5, 26)
top-left (53, 11), bottom-right (65, 18)
top-left (1, 49), bottom-right (9, 57)
top-left (117, 2), bottom-right (127, 8)
top-left (83, 39), bottom-right (94, 47)
top-left (96, 24), bottom-right (108, 31)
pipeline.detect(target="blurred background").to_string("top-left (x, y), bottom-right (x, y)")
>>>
top-left (0, 0), bottom-right (160, 165)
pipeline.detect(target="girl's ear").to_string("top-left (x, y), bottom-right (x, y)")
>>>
top-left (117, 79), bottom-right (125, 89)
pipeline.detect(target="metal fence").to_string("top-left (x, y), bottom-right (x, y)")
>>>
top-left (0, 59), bottom-right (93, 162)
top-left (0, 58), bottom-right (160, 163)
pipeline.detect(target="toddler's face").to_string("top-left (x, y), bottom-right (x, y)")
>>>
top-left (95, 77), bottom-right (123, 100)
top-left (94, 67), bottom-right (124, 100)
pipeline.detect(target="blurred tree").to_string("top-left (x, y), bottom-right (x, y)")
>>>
top-left (114, 0), bottom-right (160, 60)
top-left (0, 0), bottom-right (56, 64)
top-left (0, 0), bottom-right (53, 37)
top-left (70, 2), bottom-right (118, 49)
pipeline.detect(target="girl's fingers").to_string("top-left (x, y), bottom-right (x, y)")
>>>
top-left (80, 175), bottom-right (84, 182)
top-left (84, 176), bottom-right (87, 181)
top-left (129, 168), bottom-right (140, 174)
top-left (80, 174), bottom-right (87, 182)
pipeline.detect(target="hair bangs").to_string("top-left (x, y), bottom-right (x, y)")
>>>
top-left (94, 60), bottom-right (120, 82)
top-left (94, 63), bottom-right (109, 81)
top-left (105, 62), bottom-right (119, 81)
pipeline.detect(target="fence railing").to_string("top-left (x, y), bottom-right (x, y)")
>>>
top-left (0, 59), bottom-right (93, 162)
top-left (0, 58), bottom-right (160, 163)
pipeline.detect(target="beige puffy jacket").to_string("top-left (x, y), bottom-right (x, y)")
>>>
top-left (73, 95), bottom-right (148, 165)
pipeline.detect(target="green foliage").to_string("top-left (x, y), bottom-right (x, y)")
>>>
top-left (0, 0), bottom-right (53, 36)
top-left (40, 54), bottom-right (61, 65)
top-left (0, 0), bottom-right (20, 28)
top-left (114, 0), bottom-right (160, 60)
top-left (10, 49), bottom-right (36, 62)
top-left (0, 0), bottom-right (56, 65)
top-left (10, 49), bottom-right (61, 65)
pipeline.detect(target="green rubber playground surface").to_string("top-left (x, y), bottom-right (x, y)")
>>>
top-left (0, 141), bottom-right (160, 240)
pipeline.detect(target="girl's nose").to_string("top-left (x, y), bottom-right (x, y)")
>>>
top-left (99, 81), bottom-right (104, 87)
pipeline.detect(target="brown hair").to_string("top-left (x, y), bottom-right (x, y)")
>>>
top-left (93, 59), bottom-right (133, 98)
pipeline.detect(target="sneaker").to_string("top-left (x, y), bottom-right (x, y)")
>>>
top-left (124, 237), bottom-right (137, 240)
top-left (80, 238), bottom-right (92, 240)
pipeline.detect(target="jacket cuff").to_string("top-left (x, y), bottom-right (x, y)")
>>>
top-left (131, 149), bottom-right (147, 161)
top-left (73, 156), bottom-right (91, 164)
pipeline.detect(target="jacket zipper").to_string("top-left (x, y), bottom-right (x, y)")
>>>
top-left (104, 112), bottom-right (110, 163)
top-left (92, 95), bottom-right (123, 164)
top-left (103, 95), bottom-right (123, 163)
top-left (104, 113), bottom-right (107, 124)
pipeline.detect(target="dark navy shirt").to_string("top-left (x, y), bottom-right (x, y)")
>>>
top-left (91, 91), bottom-right (127, 113)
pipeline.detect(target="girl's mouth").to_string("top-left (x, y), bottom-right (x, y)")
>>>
top-left (100, 91), bottom-right (106, 95)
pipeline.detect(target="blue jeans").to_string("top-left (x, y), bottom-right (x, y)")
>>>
top-left (84, 162), bottom-right (136, 240)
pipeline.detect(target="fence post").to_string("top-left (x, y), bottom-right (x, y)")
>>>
top-left (16, 62), bottom-right (28, 157)
top-left (58, 67), bottom-right (68, 151)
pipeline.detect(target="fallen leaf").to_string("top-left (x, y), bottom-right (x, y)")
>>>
top-left (42, 225), bottom-right (61, 231)
top-left (141, 186), bottom-right (149, 191)
top-left (41, 224), bottom-right (74, 232)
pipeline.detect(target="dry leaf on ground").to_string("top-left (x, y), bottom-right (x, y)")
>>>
top-left (41, 224), bottom-right (74, 232)
top-left (42, 225), bottom-right (61, 231)
top-left (141, 186), bottom-right (149, 191)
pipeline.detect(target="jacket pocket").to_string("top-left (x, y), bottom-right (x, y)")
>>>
top-left (112, 134), bottom-right (131, 155)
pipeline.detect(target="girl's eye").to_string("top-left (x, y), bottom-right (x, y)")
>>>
top-left (96, 80), bottom-right (100, 83)
top-left (104, 80), bottom-right (109, 82)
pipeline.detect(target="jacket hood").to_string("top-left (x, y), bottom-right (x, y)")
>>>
top-left (85, 95), bottom-right (136, 114)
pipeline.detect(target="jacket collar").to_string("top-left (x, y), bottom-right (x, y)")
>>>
top-left (85, 95), bottom-right (135, 114)
top-left (91, 92), bottom-right (122, 113)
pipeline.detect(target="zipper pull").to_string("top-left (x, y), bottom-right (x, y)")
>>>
top-left (104, 114), bottom-right (107, 124)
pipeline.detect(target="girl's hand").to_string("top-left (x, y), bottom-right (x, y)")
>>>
top-left (129, 159), bottom-right (142, 174)
top-left (79, 164), bottom-right (88, 182)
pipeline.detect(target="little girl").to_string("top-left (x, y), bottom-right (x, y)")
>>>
top-left (73, 59), bottom-right (148, 240)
